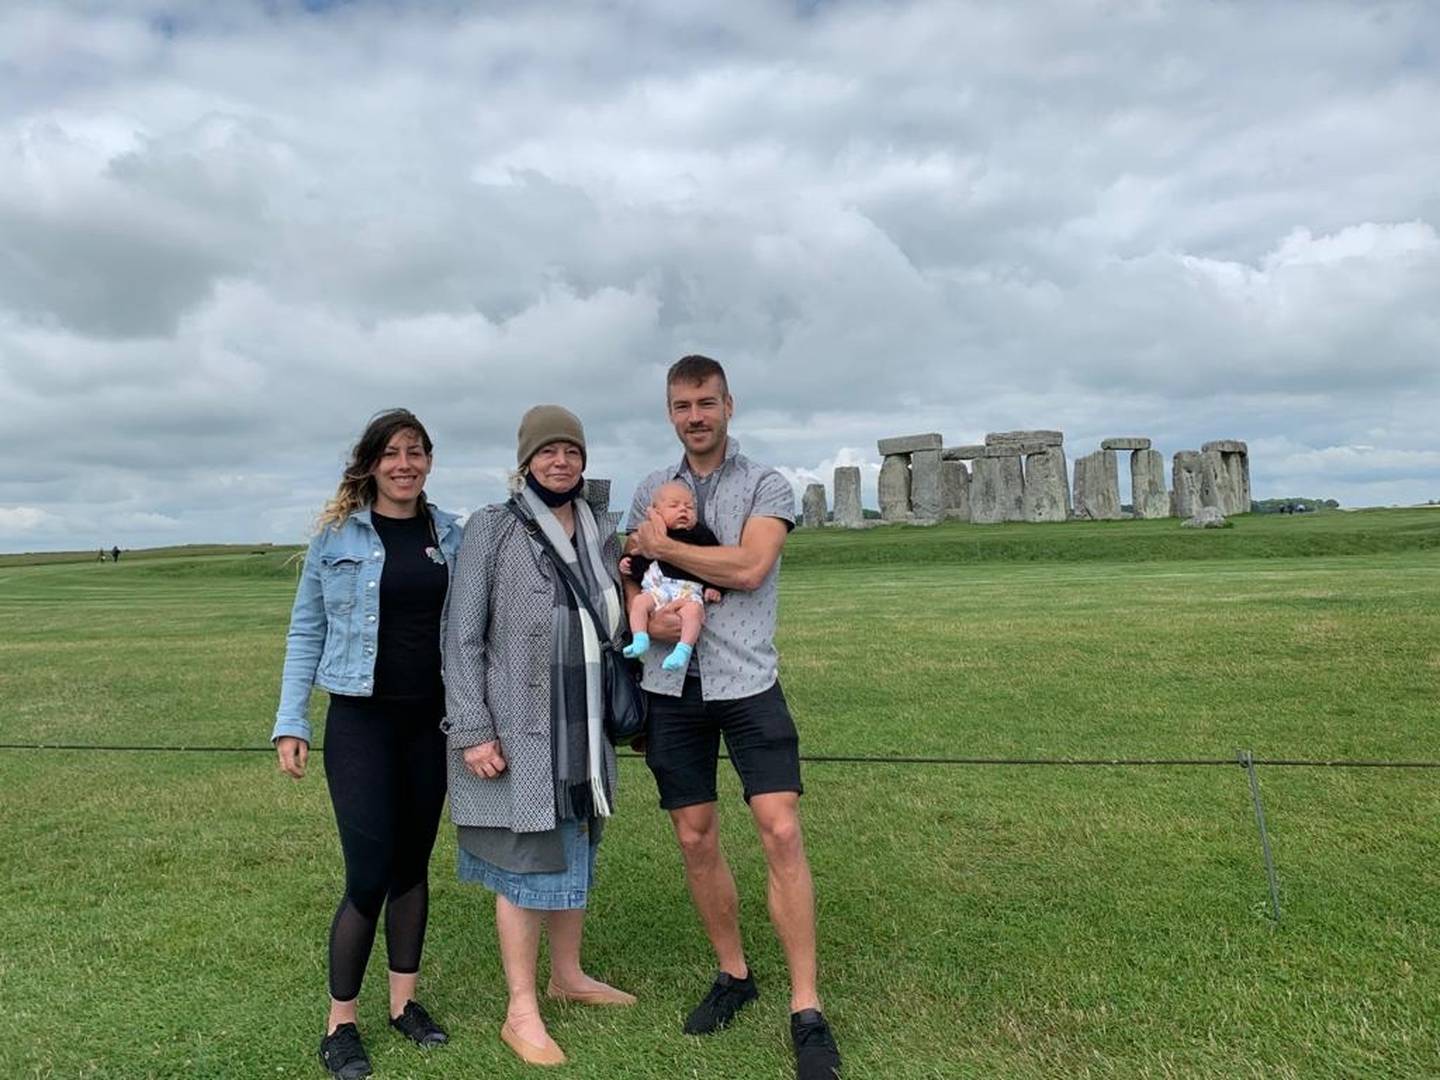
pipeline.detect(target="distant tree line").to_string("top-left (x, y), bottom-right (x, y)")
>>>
top-left (1251, 497), bottom-right (1340, 514)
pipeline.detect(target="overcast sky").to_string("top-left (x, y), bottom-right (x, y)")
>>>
top-left (3, 0), bottom-right (1438, 551)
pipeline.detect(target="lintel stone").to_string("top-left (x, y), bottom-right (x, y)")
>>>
top-left (942, 445), bottom-right (987, 460)
top-left (877, 433), bottom-right (943, 456)
top-left (1101, 437), bottom-right (1151, 451)
top-left (988, 441), bottom-right (1051, 455)
top-left (986, 430), bottom-right (1063, 447)
top-left (1201, 439), bottom-right (1248, 454)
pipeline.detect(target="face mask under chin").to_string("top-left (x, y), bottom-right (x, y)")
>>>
top-left (525, 469), bottom-right (584, 508)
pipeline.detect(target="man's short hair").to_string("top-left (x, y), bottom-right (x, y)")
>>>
top-left (667, 354), bottom-right (729, 397)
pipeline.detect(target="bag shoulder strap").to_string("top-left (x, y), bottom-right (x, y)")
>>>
top-left (506, 500), bottom-right (617, 647)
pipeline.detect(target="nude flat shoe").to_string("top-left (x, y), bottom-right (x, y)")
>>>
top-left (500, 1021), bottom-right (567, 1066)
top-left (546, 979), bottom-right (637, 1007)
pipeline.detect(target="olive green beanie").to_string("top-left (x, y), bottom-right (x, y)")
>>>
top-left (516, 404), bottom-right (586, 468)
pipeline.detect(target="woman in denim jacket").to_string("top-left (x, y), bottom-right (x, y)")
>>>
top-left (272, 408), bottom-right (461, 1080)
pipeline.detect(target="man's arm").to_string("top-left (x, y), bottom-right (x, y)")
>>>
top-left (631, 510), bottom-right (789, 592)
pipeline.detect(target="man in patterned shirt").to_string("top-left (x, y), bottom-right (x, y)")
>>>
top-left (626, 355), bottom-right (841, 1080)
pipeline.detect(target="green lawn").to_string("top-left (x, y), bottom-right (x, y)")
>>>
top-left (1, 510), bottom-right (1437, 1078)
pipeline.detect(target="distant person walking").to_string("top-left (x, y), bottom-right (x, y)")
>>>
top-left (271, 409), bottom-right (462, 1080)
top-left (625, 356), bottom-right (841, 1080)
top-left (110, 545), bottom-right (120, 562)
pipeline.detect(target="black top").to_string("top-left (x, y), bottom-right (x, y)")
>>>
top-left (627, 523), bottom-right (724, 594)
top-left (371, 510), bottom-right (448, 702)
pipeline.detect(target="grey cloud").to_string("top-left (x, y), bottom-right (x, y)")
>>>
top-left (2, 0), bottom-right (1439, 549)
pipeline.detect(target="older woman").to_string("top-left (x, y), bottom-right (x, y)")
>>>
top-left (443, 405), bottom-right (634, 1067)
top-left (272, 408), bottom-right (461, 1080)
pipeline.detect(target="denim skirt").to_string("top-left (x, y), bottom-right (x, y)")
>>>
top-left (457, 818), bottom-right (601, 911)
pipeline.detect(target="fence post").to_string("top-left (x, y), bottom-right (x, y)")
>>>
top-left (1238, 749), bottom-right (1282, 921)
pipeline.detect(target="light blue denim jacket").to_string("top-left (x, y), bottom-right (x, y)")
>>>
top-left (271, 505), bottom-right (462, 744)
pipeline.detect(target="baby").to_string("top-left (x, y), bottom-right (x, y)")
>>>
top-left (620, 481), bottom-right (723, 671)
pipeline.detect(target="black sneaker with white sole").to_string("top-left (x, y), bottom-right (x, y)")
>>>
top-left (319, 1023), bottom-right (372, 1080)
top-left (683, 971), bottom-right (759, 1035)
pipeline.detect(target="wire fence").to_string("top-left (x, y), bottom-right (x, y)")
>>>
top-left (5, 740), bottom-right (1436, 923)
top-left (2, 743), bottom-right (1438, 767)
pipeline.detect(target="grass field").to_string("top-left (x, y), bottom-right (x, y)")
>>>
top-left (2, 509), bottom-right (1438, 1078)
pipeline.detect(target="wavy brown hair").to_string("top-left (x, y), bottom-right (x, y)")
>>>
top-left (316, 409), bottom-right (434, 531)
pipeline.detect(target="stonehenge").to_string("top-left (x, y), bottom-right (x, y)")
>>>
top-left (875, 434), bottom-right (942, 523)
top-left (1094, 437), bottom-right (1169, 520)
top-left (798, 431), bottom-right (1250, 529)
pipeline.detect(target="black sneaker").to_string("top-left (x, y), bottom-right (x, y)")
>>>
top-left (389, 999), bottom-right (449, 1047)
top-left (683, 971), bottom-right (759, 1034)
top-left (791, 1009), bottom-right (841, 1080)
top-left (319, 1023), bottom-right (372, 1080)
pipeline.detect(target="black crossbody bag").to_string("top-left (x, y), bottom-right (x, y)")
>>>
top-left (506, 500), bottom-right (647, 746)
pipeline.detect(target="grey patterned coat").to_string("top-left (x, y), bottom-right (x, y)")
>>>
top-left (442, 495), bottom-right (622, 833)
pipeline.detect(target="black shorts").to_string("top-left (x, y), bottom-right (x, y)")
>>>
top-left (644, 677), bottom-right (803, 810)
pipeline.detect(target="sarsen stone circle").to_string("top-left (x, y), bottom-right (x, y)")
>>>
top-left (805, 433), bottom-right (1251, 527)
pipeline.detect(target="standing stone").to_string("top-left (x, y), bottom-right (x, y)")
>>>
top-left (801, 483), bottom-right (827, 528)
top-left (1204, 441), bottom-right (1252, 514)
top-left (878, 454), bottom-right (912, 522)
top-left (877, 433), bottom-right (943, 456)
top-left (1021, 447), bottom-right (1070, 523)
top-left (999, 455), bottom-right (1025, 521)
top-left (1199, 449), bottom-right (1236, 513)
top-left (1172, 451), bottom-right (1203, 518)
top-left (970, 456), bottom-right (1006, 524)
top-left (1130, 449), bottom-right (1169, 519)
top-left (941, 460), bottom-right (971, 520)
top-left (1073, 449), bottom-right (1122, 520)
top-left (910, 449), bottom-right (943, 523)
top-left (584, 478), bottom-right (611, 513)
top-left (1225, 453), bottom-right (1250, 513)
top-left (832, 466), bottom-right (863, 528)
top-left (1002, 455), bottom-right (1025, 521)
top-left (972, 454), bottom-right (1025, 524)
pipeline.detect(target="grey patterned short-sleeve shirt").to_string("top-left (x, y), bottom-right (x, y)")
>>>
top-left (626, 438), bottom-right (795, 700)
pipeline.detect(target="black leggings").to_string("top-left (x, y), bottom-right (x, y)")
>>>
top-left (323, 695), bottom-right (447, 1002)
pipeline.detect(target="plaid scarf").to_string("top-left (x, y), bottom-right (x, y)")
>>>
top-left (517, 486), bottom-right (620, 819)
